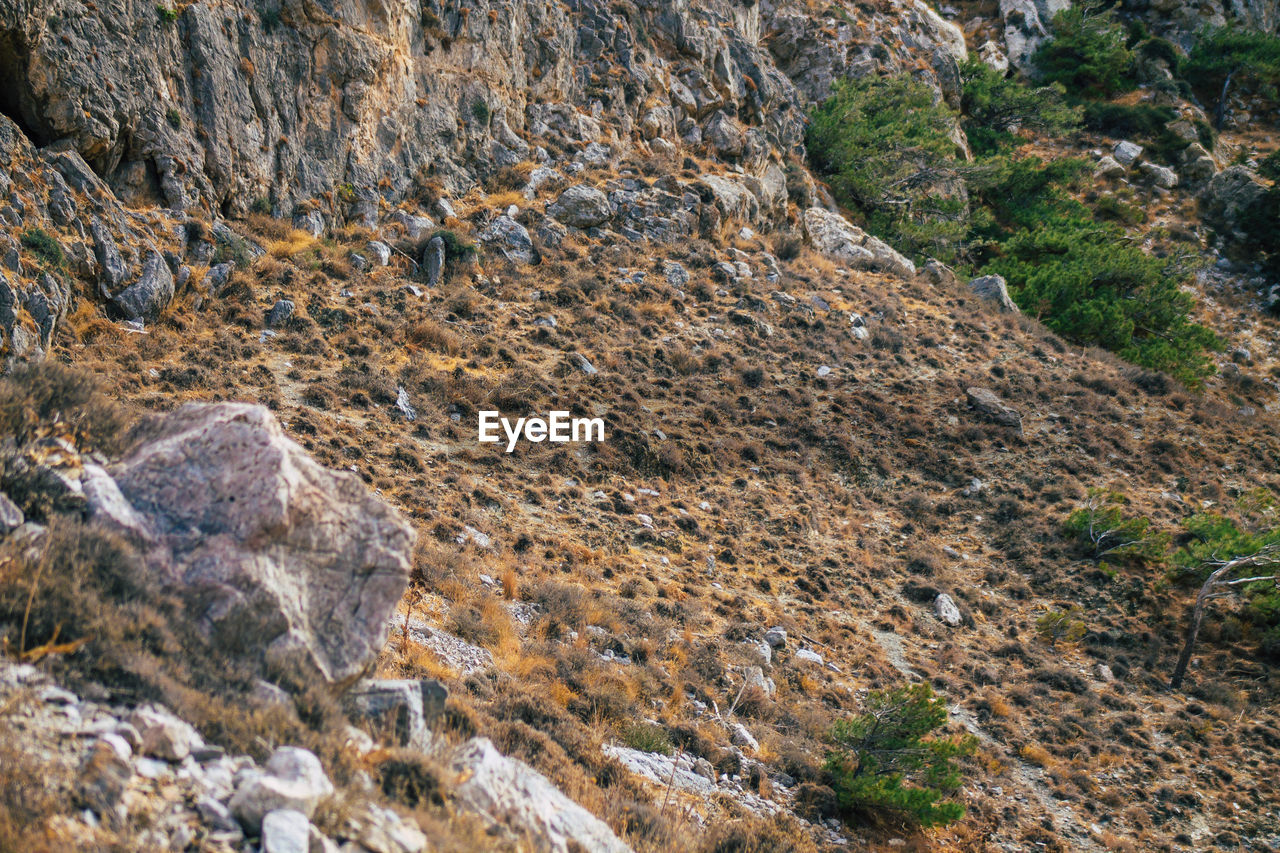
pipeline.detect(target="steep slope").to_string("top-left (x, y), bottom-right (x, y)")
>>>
top-left (1, 1), bottom-right (1279, 852)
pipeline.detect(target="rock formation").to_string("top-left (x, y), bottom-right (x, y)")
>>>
top-left (88, 402), bottom-right (415, 688)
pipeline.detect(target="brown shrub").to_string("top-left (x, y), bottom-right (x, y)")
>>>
top-left (405, 319), bottom-right (462, 355)
top-left (698, 813), bottom-right (819, 853)
top-left (0, 361), bottom-right (133, 455)
top-left (378, 750), bottom-right (447, 808)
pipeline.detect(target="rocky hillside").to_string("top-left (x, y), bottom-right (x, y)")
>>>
top-left (2, 0), bottom-right (1280, 851)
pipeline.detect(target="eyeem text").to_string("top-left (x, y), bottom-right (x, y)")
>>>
top-left (478, 411), bottom-right (605, 452)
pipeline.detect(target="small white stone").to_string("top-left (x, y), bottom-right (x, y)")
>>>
top-left (261, 809), bottom-right (312, 853)
top-left (794, 648), bottom-right (824, 666)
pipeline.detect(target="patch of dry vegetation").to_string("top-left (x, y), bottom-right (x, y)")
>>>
top-left (10, 148), bottom-right (1280, 849)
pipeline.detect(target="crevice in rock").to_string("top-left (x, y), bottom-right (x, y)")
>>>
top-left (0, 31), bottom-right (52, 147)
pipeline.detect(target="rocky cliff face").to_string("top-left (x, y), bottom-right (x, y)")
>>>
top-left (0, 0), bottom-right (966, 219)
top-left (3, 0), bottom-right (1280, 850)
top-left (0, 0), bottom-right (1271, 232)
top-left (1127, 0), bottom-right (1279, 41)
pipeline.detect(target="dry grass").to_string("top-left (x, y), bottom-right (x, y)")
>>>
top-left (483, 190), bottom-right (527, 211)
top-left (267, 228), bottom-right (317, 259)
top-left (405, 319), bottom-right (462, 355)
top-left (15, 158), bottom-right (1280, 849)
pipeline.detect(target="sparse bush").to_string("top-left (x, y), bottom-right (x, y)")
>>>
top-left (808, 71), bottom-right (1217, 383)
top-left (431, 229), bottom-right (477, 263)
top-left (1035, 607), bottom-right (1088, 646)
top-left (0, 725), bottom-right (73, 850)
top-left (618, 721), bottom-right (672, 755)
top-left (985, 218), bottom-right (1218, 385)
top-left (825, 683), bottom-right (975, 828)
top-left (0, 361), bottom-right (133, 455)
top-left (699, 813), bottom-right (820, 852)
top-left (1169, 505), bottom-right (1280, 686)
top-left (960, 59), bottom-right (1080, 156)
top-left (378, 750), bottom-right (446, 807)
top-left (0, 515), bottom-right (164, 678)
top-left (772, 233), bottom-right (802, 261)
top-left (1064, 489), bottom-right (1170, 565)
top-left (1034, 8), bottom-right (1137, 98)
top-left (1081, 102), bottom-right (1175, 142)
top-left (405, 319), bottom-right (462, 355)
top-left (807, 74), bottom-right (965, 261)
top-left (21, 227), bottom-right (64, 269)
top-left (1094, 193), bottom-right (1146, 225)
top-left (211, 229), bottom-right (253, 267)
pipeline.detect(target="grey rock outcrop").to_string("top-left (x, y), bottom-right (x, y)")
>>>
top-left (969, 274), bottom-right (1020, 313)
top-left (1179, 144), bottom-right (1219, 187)
top-left (1095, 156), bottom-right (1125, 179)
top-left (423, 235), bottom-right (446, 287)
top-left (1114, 140), bottom-right (1144, 168)
top-left (449, 737), bottom-right (632, 853)
top-left (979, 41), bottom-right (1010, 74)
top-left (110, 251), bottom-right (174, 323)
top-left (919, 259), bottom-right (960, 290)
top-left (731, 723), bottom-right (760, 752)
top-left (264, 299), bottom-right (294, 328)
top-left (0, 492), bottom-right (22, 535)
top-left (260, 809), bottom-right (313, 853)
top-left (78, 736), bottom-right (134, 817)
top-left (604, 745), bottom-right (715, 795)
top-left (479, 216), bottom-right (535, 265)
top-left (1140, 162), bottom-right (1178, 190)
top-left (1201, 166), bottom-right (1267, 244)
top-left (1, 270), bottom-right (70, 364)
top-left (90, 217), bottom-right (129, 297)
top-left (548, 185), bottom-right (612, 228)
top-left (87, 402), bottom-right (415, 688)
top-left (1000, 0), bottom-right (1072, 71)
top-left (802, 207), bottom-right (915, 279)
top-left (343, 679), bottom-right (446, 749)
top-left (966, 387), bottom-right (1023, 431)
top-left (935, 593), bottom-right (963, 627)
top-left (366, 240), bottom-right (392, 266)
top-left (130, 705), bottom-right (203, 762)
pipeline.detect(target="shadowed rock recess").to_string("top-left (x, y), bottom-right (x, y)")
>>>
top-left (2, 0), bottom-right (1280, 851)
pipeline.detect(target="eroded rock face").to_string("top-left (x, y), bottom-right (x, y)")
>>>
top-left (110, 250), bottom-right (174, 323)
top-left (1000, 0), bottom-right (1072, 71)
top-left (0, 0), bottom-right (811, 216)
top-left (1201, 166), bottom-right (1267, 245)
top-left (1, 269), bottom-right (69, 364)
top-left (0, 0), bottom-right (991, 222)
top-left (802, 207), bottom-right (916, 279)
top-left (89, 402), bottom-right (415, 688)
